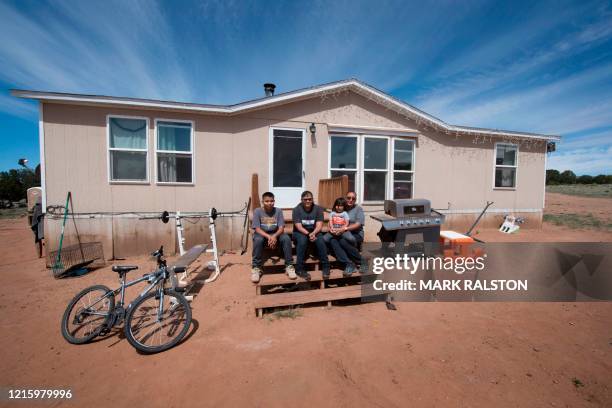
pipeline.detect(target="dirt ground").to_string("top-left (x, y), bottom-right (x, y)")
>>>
top-left (473, 192), bottom-right (612, 242)
top-left (0, 193), bottom-right (611, 407)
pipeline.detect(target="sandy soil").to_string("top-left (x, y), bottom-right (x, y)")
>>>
top-left (473, 192), bottom-right (612, 242)
top-left (0, 193), bottom-right (611, 407)
top-left (545, 192), bottom-right (612, 221)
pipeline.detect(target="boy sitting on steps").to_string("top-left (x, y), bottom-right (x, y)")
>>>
top-left (251, 192), bottom-right (296, 283)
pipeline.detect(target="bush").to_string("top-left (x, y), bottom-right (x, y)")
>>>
top-left (0, 168), bottom-right (39, 202)
top-left (559, 170), bottom-right (577, 184)
top-left (547, 169), bottom-right (611, 186)
top-left (593, 174), bottom-right (611, 184)
top-left (546, 169), bottom-right (561, 185)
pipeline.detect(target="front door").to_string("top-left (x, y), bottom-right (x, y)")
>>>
top-left (269, 127), bottom-right (305, 208)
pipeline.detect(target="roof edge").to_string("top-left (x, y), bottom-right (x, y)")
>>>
top-left (10, 80), bottom-right (561, 141)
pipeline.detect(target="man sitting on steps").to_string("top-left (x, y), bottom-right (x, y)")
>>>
top-left (251, 192), bottom-right (296, 283)
top-left (292, 190), bottom-right (330, 280)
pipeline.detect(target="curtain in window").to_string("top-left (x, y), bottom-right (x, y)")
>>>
top-left (158, 153), bottom-right (177, 182)
top-left (109, 118), bottom-right (146, 149)
top-left (158, 122), bottom-right (191, 151)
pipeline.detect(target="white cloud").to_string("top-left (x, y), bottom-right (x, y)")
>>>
top-left (559, 130), bottom-right (612, 150)
top-left (0, 93), bottom-right (37, 119)
top-left (0, 0), bottom-right (196, 105)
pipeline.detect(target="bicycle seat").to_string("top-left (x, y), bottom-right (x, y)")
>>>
top-left (112, 265), bottom-right (139, 274)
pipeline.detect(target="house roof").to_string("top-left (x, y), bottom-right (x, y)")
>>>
top-left (11, 78), bottom-right (560, 141)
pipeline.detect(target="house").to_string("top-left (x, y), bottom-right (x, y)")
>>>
top-left (12, 79), bottom-right (560, 258)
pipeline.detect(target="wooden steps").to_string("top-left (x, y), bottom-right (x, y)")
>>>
top-left (254, 285), bottom-right (365, 317)
top-left (254, 268), bottom-right (383, 317)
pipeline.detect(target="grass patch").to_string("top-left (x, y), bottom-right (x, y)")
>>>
top-left (266, 307), bottom-right (302, 321)
top-left (546, 184), bottom-right (612, 198)
top-left (0, 207), bottom-right (28, 219)
top-left (543, 213), bottom-right (612, 231)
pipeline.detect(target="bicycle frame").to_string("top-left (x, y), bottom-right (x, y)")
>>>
top-left (81, 266), bottom-right (169, 320)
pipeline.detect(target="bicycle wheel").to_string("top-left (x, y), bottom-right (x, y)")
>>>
top-left (61, 285), bottom-right (115, 344)
top-left (124, 289), bottom-right (192, 354)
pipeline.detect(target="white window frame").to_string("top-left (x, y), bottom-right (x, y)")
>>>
top-left (391, 138), bottom-right (416, 200)
top-left (328, 134), bottom-right (416, 204)
top-left (106, 114), bottom-right (150, 184)
top-left (154, 118), bottom-right (195, 186)
top-left (361, 135), bottom-right (389, 203)
top-left (268, 126), bottom-right (306, 190)
top-left (493, 142), bottom-right (518, 190)
top-left (328, 134), bottom-right (359, 196)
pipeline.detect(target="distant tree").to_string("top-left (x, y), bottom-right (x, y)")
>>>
top-left (593, 174), bottom-right (611, 184)
top-left (577, 175), bottom-right (593, 184)
top-left (546, 169), bottom-right (561, 185)
top-left (0, 168), bottom-right (38, 202)
top-left (559, 170), bottom-right (577, 184)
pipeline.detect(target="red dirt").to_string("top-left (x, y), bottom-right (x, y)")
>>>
top-left (1, 193), bottom-right (611, 407)
top-left (473, 192), bottom-right (612, 242)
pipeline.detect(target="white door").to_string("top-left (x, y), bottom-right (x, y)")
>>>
top-left (269, 127), bottom-right (305, 208)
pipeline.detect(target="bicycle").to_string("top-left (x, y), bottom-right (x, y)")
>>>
top-left (61, 246), bottom-right (192, 354)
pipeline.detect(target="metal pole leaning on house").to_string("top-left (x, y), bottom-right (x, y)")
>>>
top-left (465, 201), bottom-right (494, 237)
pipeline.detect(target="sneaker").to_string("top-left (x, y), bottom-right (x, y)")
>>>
top-left (359, 258), bottom-right (369, 274)
top-left (297, 270), bottom-right (311, 281)
top-left (250, 267), bottom-right (262, 283)
top-left (343, 263), bottom-right (356, 277)
top-left (286, 264), bottom-right (297, 280)
top-left (322, 267), bottom-right (331, 279)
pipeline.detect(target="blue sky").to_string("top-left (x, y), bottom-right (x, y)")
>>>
top-left (1, 0), bottom-right (611, 175)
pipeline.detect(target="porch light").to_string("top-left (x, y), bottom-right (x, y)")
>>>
top-left (309, 123), bottom-right (317, 147)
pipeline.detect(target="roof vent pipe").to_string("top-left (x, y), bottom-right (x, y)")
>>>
top-left (263, 83), bottom-right (276, 97)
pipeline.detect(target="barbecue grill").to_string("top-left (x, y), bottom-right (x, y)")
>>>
top-left (371, 199), bottom-right (445, 256)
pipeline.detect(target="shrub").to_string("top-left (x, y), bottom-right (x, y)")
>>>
top-left (593, 174), bottom-right (611, 184)
top-left (546, 169), bottom-right (561, 185)
top-left (0, 168), bottom-right (39, 202)
top-left (559, 170), bottom-right (577, 184)
top-left (577, 175), bottom-right (593, 184)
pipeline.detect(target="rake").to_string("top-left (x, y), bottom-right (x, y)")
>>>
top-left (48, 192), bottom-right (105, 278)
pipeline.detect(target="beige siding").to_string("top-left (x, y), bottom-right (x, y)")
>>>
top-left (41, 91), bottom-right (547, 257)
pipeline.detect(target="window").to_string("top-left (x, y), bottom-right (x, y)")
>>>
top-left (108, 116), bottom-right (148, 182)
top-left (272, 128), bottom-right (303, 187)
top-left (329, 135), bottom-right (415, 202)
top-left (329, 135), bottom-right (357, 192)
top-left (363, 137), bottom-right (388, 201)
top-left (494, 143), bottom-right (518, 188)
top-left (392, 139), bottom-right (414, 199)
top-left (156, 120), bottom-right (193, 184)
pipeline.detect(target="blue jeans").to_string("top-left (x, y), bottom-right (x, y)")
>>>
top-left (324, 231), bottom-right (363, 266)
top-left (293, 231), bottom-right (329, 273)
top-left (252, 232), bottom-right (293, 268)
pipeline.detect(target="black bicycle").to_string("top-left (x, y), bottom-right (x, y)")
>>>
top-left (61, 246), bottom-right (192, 353)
